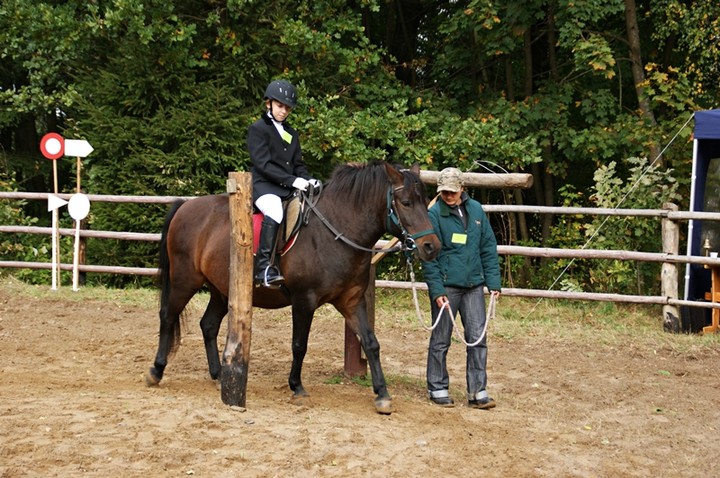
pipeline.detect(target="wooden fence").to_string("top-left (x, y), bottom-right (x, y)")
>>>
top-left (3, 191), bottom-right (720, 326)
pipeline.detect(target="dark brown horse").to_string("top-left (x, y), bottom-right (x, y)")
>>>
top-left (146, 161), bottom-right (440, 414)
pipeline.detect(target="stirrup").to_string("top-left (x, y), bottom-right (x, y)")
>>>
top-left (256, 266), bottom-right (284, 288)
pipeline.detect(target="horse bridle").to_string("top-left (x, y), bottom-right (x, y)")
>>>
top-left (301, 183), bottom-right (434, 255)
top-left (385, 185), bottom-right (435, 254)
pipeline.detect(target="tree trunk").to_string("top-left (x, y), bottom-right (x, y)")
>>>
top-left (523, 28), bottom-right (533, 96)
top-left (625, 0), bottom-right (662, 166)
top-left (547, 3), bottom-right (559, 83)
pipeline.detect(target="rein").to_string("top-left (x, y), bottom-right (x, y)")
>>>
top-left (301, 184), bottom-right (433, 255)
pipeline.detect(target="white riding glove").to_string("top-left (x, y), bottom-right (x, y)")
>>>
top-left (292, 177), bottom-right (310, 191)
top-left (308, 178), bottom-right (321, 188)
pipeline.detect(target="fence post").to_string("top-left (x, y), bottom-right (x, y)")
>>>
top-left (661, 202), bottom-right (680, 332)
top-left (221, 172), bottom-right (254, 406)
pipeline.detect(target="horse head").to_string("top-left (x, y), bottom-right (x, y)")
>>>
top-left (384, 163), bottom-right (441, 262)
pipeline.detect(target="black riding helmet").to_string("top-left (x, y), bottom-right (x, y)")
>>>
top-left (263, 80), bottom-right (297, 108)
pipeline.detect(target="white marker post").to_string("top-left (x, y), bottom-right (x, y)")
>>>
top-left (40, 133), bottom-right (65, 289)
top-left (66, 139), bottom-right (93, 290)
top-left (46, 194), bottom-right (69, 289)
top-left (68, 194), bottom-right (90, 291)
top-left (39, 133), bottom-right (94, 290)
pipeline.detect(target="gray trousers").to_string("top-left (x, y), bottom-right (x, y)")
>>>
top-left (427, 285), bottom-right (489, 400)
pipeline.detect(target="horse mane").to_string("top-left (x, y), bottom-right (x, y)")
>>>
top-left (326, 160), bottom-right (424, 205)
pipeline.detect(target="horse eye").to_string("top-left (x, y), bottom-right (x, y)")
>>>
top-left (401, 200), bottom-right (411, 207)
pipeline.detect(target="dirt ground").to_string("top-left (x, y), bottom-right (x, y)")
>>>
top-left (1, 278), bottom-right (719, 477)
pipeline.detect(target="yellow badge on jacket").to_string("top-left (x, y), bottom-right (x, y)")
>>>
top-left (281, 130), bottom-right (293, 144)
top-left (451, 233), bottom-right (467, 245)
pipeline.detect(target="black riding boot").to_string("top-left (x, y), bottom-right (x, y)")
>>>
top-left (254, 217), bottom-right (285, 287)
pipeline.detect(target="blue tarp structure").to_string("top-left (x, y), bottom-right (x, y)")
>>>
top-left (693, 109), bottom-right (720, 140)
top-left (683, 109), bottom-right (720, 330)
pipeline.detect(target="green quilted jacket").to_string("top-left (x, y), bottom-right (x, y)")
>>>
top-left (422, 193), bottom-right (502, 301)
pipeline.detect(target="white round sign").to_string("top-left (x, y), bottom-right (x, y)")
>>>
top-left (68, 194), bottom-right (90, 220)
top-left (45, 137), bottom-right (62, 155)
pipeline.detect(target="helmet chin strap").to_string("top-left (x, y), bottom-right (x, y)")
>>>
top-left (267, 108), bottom-right (284, 124)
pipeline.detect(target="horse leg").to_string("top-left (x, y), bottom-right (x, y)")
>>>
top-left (199, 286), bottom-right (228, 380)
top-left (288, 299), bottom-right (316, 400)
top-left (146, 308), bottom-right (179, 386)
top-left (146, 283), bottom-right (200, 386)
top-left (345, 299), bottom-right (393, 415)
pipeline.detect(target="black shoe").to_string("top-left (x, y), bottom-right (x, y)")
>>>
top-left (468, 397), bottom-right (496, 409)
top-left (429, 396), bottom-right (455, 407)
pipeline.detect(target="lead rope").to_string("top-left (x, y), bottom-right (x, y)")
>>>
top-left (408, 262), bottom-right (497, 346)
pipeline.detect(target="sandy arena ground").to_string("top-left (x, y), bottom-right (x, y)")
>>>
top-left (1, 278), bottom-right (719, 477)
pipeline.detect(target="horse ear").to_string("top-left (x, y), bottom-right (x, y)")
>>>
top-left (409, 163), bottom-right (420, 175)
top-left (384, 161), bottom-right (404, 186)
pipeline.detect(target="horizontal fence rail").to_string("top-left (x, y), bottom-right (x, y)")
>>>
top-left (376, 281), bottom-right (719, 310)
top-left (3, 192), bottom-right (720, 312)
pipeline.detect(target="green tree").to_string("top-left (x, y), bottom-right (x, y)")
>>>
top-left (1, 0), bottom-right (718, 289)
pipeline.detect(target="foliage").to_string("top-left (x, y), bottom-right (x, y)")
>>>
top-left (547, 158), bottom-right (680, 295)
top-left (1, 0), bottom-right (718, 287)
top-left (0, 172), bottom-right (54, 284)
top-left (650, 0), bottom-right (720, 107)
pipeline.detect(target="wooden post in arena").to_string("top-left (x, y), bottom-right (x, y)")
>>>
top-left (221, 171), bottom-right (254, 406)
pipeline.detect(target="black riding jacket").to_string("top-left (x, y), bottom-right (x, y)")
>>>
top-left (247, 113), bottom-right (310, 202)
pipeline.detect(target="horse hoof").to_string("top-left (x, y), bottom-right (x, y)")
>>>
top-left (144, 369), bottom-right (161, 387)
top-left (375, 397), bottom-right (393, 415)
top-left (290, 395), bottom-right (308, 407)
top-left (290, 393), bottom-right (310, 407)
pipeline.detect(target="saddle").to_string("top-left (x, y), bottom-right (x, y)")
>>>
top-left (252, 192), bottom-right (308, 255)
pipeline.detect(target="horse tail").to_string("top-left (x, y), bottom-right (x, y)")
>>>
top-left (158, 199), bottom-right (186, 354)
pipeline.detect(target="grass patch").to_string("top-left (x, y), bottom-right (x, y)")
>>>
top-left (0, 273), bottom-right (212, 315)
top-left (374, 287), bottom-right (720, 352)
top-left (323, 374), bottom-right (344, 385)
top-left (4, 274), bottom-right (719, 354)
top-left (1, 274), bottom-right (157, 306)
top-left (350, 375), bottom-right (373, 387)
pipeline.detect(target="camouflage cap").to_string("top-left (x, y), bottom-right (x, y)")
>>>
top-left (436, 167), bottom-right (463, 193)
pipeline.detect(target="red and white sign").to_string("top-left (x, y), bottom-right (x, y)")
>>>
top-left (39, 133), bottom-right (94, 159)
top-left (40, 133), bottom-right (64, 160)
